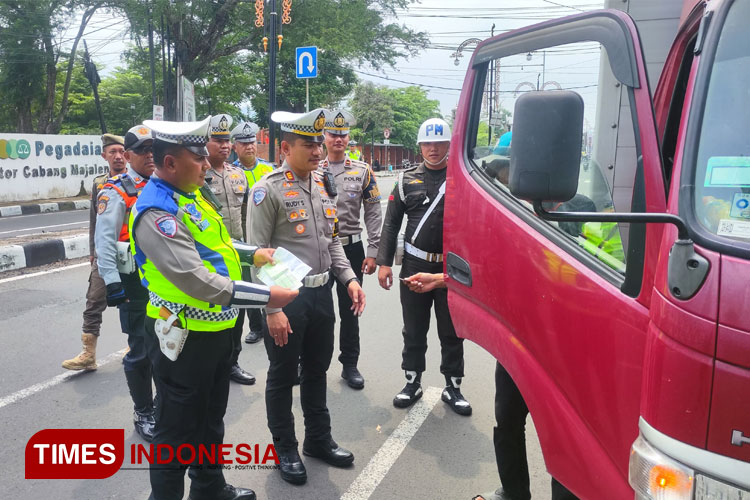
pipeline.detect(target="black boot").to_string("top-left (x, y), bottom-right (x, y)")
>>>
top-left (393, 370), bottom-right (423, 408)
top-left (124, 365), bottom-right (156, 441)
top-left (230, 363), bottom-right (256, 385)
top-left (442, 376), bottom-right (472, 416)
top-left (341, 365), bottom-right (365, 389)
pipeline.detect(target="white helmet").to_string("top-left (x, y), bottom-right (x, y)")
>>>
top-left (417, 118), bottom-right (451, 144)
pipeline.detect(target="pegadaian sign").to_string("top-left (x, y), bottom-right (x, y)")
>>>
top-left (0, 134), bottom-right (112, 203)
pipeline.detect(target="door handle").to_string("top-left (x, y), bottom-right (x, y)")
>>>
top-left (446, 252), bottom-right (472, 287)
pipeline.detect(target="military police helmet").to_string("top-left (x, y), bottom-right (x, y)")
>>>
top-left (417, 117), bottom-right (451, 144)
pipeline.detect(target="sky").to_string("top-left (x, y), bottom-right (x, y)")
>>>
top-left (69, 1), bottom-right (605, 119)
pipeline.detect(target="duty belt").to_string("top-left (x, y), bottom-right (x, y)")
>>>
top-left (339, 233), bottom-right (362, 246)
top-left (303, 271), bottom-right (330, 288)
top-left (404, 242), bottom-right (443, 263)
top-left (149, 292), bottom-right (239, 322)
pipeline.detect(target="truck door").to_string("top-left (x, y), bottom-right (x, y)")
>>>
top-left (444, 11), bottom-right (667, 498)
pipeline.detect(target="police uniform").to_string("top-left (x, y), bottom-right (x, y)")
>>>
top-left (231, 121), bottom-right (274, 345)
top-left (205, 115), bottom-right (256, 385)
top-left (377, 117), bottom-right (471, 416)
top-left (95, 126), bottom-right (155, 440)
top-left (248, 108), bottom-right (357, 485)
top-left (320, 110), bottom-right (382, 387)
top-left (132, 117), bottom-right (268, 500)
top-left (62, 134), bottom-right (123, 371)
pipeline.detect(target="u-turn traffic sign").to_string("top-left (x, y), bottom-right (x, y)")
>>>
top-left (296, 46), bottom-right (318, 79)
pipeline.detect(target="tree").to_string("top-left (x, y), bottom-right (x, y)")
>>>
top-left (0, 1), bottom-right (103, 133)
top-left (349, 82), bottom-right (395, 144)
top-left (387, 86), bottom-right (441, 152)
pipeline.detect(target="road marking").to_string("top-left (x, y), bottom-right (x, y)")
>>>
top-left (0, 262), bottom-right (89, 284)
top-left (341, 386), bottom-right (442, 500)
top-left (0, 348), bottom-right (128, 410)
top-left (0, 221), bottom-right (88, 235)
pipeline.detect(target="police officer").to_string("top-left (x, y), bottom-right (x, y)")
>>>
top-left (248, 108), bottom-right (366, 485)
top-left (62, 134), bottom-right (127, 371)
top-left (205, 114), bottom-right (256, 385)
top-left (346, 140), bottom-right (361, 161)
top-left (93, 125), bottom-right (156, 440)
top-left (131, 117), bottom-right (297, 500)
top-left (377, 117), bottom-right (472, 416)
top-left (231, 121), bottom-right (274, 345)
top-left (321, 110), bottom-right (382, 389)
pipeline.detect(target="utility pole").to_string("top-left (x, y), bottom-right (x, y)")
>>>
top-left (175, 19), bottom-right (184, 121)
top-left (148, 4), bottom-right (157, 108)
top-left (82, 40), bottom-right (106, 134)
top-left (268, 0), bottom-right (278, 162)
top-left (488, 23), bottom-right (495, 147)
top-left (166, 22), bottom-right (172, 119)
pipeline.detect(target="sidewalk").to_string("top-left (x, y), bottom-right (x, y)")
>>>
top-left (0, 232), bottom-right (89, 273)
top-left (0, 195), bottom-right (90, 217)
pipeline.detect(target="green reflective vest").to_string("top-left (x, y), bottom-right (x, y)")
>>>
top-left (581, 221), bottom-right (625, 272)
top-left (129, 178), bottom-right (242, 332)
top-left (239, 159), bottom-right (274, 189)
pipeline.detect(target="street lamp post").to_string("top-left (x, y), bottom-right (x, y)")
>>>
top-left (131, 103), bottom-right (136, 126)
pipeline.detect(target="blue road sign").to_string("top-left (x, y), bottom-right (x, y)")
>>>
top-left (296, 46), bottom-right (318, 79)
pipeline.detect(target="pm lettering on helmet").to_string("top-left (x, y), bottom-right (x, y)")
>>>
top-left (426, 124), bottom-right (443, 137)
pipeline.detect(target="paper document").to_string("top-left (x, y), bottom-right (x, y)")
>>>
top-left (256, 247), bottom-right (312, 290)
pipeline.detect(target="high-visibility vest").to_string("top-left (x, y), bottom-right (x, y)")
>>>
top-left (347, 150), bottom-right (361, 161)
top-left (129, 178), bottom-right (242, 331)
top-left (102, 174), bottom-right (147, 242)
top-left (581, 221), bottom-right (625, 265)
top-left (237, 159), bottom-right (274, 189)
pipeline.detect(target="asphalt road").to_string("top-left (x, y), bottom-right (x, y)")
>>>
top-left (0, 209), bottom-right (89, 240)
top-left (0, 175), bottom-right (554, 500)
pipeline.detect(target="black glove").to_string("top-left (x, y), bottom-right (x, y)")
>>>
top-left (106, 282), bottom-right (128, 307)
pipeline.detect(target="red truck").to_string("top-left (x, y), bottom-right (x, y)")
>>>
top-left (445, 0), bottom-right (749, 498)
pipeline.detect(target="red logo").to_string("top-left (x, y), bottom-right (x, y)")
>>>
top-left (25, 429), bottom-right (124, 479)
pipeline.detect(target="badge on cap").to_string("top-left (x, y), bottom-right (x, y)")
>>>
top-left (155, 215), bottom-right (178, 238)
top-left (253, 187), bottom-right (267, 206)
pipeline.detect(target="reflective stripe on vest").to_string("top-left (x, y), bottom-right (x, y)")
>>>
top-left (129, 178), bottom-right (242, 332)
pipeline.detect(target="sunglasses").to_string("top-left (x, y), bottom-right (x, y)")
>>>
top-left (131, 144), bottom-right (153, 155)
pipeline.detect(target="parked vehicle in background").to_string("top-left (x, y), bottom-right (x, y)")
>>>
top-left (445, 0), bottom-right (750, 498)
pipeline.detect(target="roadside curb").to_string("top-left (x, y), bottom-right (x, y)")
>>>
top-left (0, 200), bottom-right (90, 218)
top-left (0, 234), bottom-right (88, 272)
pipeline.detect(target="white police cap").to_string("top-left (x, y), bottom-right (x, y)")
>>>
top-left (271, 108), bottom-right (326, 143)
top-left (324, 109), bottom-right (356, 136)
top-left (209, 114), bottom-right (233, 138)
top-left (143, 117), bottom-right (211, 156)
top-left (231, 121), bottom-right (259, 143)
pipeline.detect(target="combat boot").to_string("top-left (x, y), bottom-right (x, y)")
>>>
top-left (393, 371), bottom-right (423, 408)
top-left (442, 376), bottom-right (472, 416)
top-left (61, 333), bottom-right (98, 371)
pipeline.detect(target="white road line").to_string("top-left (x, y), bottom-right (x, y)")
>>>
top-left (0, 262), bottom-right (89, 284)
top-left (0, 221), bottom-right (88, 235)
top-left (0, 349), bottom-right (128, 410)
top-left (341, 386), bottom-right (442, 500)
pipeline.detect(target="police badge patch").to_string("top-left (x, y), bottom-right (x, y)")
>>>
top-left (97, 195), bottom-right (109, 215)
top-left (155, 215), bottom-right (178, 238)
top-left (253, 187), bottom-right (267, 206)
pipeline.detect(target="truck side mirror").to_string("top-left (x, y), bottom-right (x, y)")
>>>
top-left (509, 91), bottom-right (584, 202)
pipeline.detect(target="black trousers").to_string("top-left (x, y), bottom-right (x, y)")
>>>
top-left (230, 310), bottom-right (245, 366)
top-left (494, 362), bottom-right (578, 500)
top-left (335, 239), bottom-right (365, 367)
top-left (119, 271), bottom-right (150, 373)
top-left (145, 317), bottom-right (233, 500)
top-left (398, 256), bottom-right (464, 377)
top-left (264, 286), bottom-right (335, 451)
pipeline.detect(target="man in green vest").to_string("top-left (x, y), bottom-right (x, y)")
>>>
top-left (346, 140), bottom-right (362, 161)
top-left (231, 121), bottom-right (275, 345)
top-left (131, 117), bottom-right (298, 500)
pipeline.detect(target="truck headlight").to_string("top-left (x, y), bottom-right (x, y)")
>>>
top-left (629, 434), bottom-right (694, 499)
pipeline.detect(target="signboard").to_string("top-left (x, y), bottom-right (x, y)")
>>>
top-left (181, 77), bottom-right (196, 121)
top-left (0, 134), bottom-right (111, 202)
top-left (152, 105), bottom-right (164, 121)
top-left (383, 139), bottom-right (390, 145)
top-left (384, 128), bottom-right (391, 139)
top-left (296, 46), bottom-right (318, 79)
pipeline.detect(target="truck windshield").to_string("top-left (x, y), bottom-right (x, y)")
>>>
top-left (693, 0), bottom-right (750, 245)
